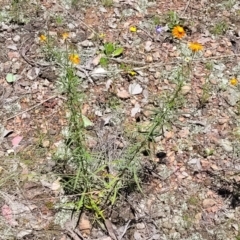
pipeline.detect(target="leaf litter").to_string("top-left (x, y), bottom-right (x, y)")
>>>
top-left (1, 0), bottom-right (240, 239)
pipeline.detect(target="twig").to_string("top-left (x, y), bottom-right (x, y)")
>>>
top-left (105, 219), bottom-right (118, 240)
top-left (181, 0), bottom-right (191, 17)
top-left (66, 227), bottom-right (84, 240)
top-left (137, 26), bottom-right (155, 41)
top-left (5, 95), bottom-right (65, 122)
top-left (110, 58), bottom-right (146, 66)
top-left (55, 2), bottom-right (98, 36)
top-left (119, 220), bottom-right (131, 240)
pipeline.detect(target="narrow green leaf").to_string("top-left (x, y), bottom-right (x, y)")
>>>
top-left (133, 167), bottom-right (142, 193)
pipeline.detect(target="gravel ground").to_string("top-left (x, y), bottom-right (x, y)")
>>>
top-left (0, 0), bottom-right (240, 239)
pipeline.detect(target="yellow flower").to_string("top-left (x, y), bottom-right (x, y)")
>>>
top-left (230, 78), bottom-right (238, 86)
top-left (129, 26), bottom-right (137, 32)
top-left (62, 32), bottom-right (69, 40)
top-left (128, 70), bottom-right (136, 76)
top-left (69, 54), bottom-right (80, 64)
top-left (39, 34), bottom-right (47, 42)
top-left (172, 26), bottom-right (185, 39)
top-left (99, 33), bottom-right (106, 39)
top-left (188, 42), bottom-right (203, 52)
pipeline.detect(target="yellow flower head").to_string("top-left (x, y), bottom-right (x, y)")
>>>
top-left (188, 42), bottom-right (203, 52)
top-left (128, 70), bottom-right (136, 76)
top-left (99, 33), bottom-right (106, 39)
top-left (69, 54), bottom-right (80, 64)
top-left (62, 32), bottom-right (69, 40)
top-left (172, 26), bottom-right (185, 39)
top-left (39, 34), bottom-right (47, 42)
top-left (230, 78), bottom-right (238, 86)
top-left (129, 26), bottom-right (137, 32)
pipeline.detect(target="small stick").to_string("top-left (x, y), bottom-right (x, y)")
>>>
top-left (119, 220), bottom-right (131, 240)
top-left (5, 95), bottom-right (65, 122)
top-left (181, 0), bottom-right (191, 17)
top-left (110, 58), bottom-right (146, 66)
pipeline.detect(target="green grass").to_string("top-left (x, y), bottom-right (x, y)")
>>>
top-left (102, 0), bottom-right (113, 7)
top-left (211, 21), bottom-right (228, 35)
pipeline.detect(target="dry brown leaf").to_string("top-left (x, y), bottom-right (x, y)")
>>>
top-left (202, 199), bottom-right (216, 209)
top-left (116, 89), bottom-right (130, 99)
top-left (78, 212), bottom-right (91, 236)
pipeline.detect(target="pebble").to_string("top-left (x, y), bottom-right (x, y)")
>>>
top-left (42, 140), bottom-right (50, 148)
top-left (204, 50), bottom-right (212, 57)
top-left (8, 51), bottom-right (20, 60)
top-left (181, 84), bottom-right (191, 95)
top-left (218, 118), bottom-right (228, 124)
top-left (49, 129), bottom-right (57, 135)
top-left (162, 221), bottom-right (172, 229)
top-left (134, 231), bottom-right (142, 240)
top-left (152, 51), bottom-right (160, 60)
top-left (136, 223), bottom-right (145, 229)
top-left (67, 23), bottom-right (75, 29)
top-left (7, 44), bottom-right (18, 50)
top-left (219, 139), bottom-right (233, 152)
top-left (12, 62), bottom-right (22, 73)
top-left (152, 234), bottom-right (161, 240)
top-left (1, 22), bottom-right (10, 31)
top-left (13, 35), bottom-right (21, 42)
top-left (80, 40), bottom-right (94, 47)
top-left (154, 72), bottom-right (160, 78)
top-left (202, 198), bottom-right (216, 209)
top-left (146, 55), bottom-right (153, 62)
top-left (0, 151), bottom-right (4, 157)
top-left (42, 79), bottom-right (50, 87)
top-left (116, 88), bottom-right (130, 99)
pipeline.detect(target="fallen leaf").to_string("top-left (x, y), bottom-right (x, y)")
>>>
top-left (82, 115), bottom-right (94, 128)
top-left (181, 84), bottom-right (191, 95)
top-left (6, 73), bottom-right (17, 83)
top-left (1, 204), bottom-right (18, 226)
top-left (7, 44), bottom-right (18, 50)
top-left (129, 83), bottom-right (143, 95)
top-left (104, 219), bottom-right (118, 240)
top-left (131, 103), bottom-right (141, 117)
top-left (178, 127), bottom-right (189, 138)
top-left (17, 230), bottom-right (33, 239)
top-left (117, 89), bottom-right (130, 99)
top-left (92, 54), bottom-right (102, 66)
top-left (91, 67), bottom-right (108, 79)
top-left (51, 177), bottom-right (62, 191)
top-left (12, 135), bottom-right (23, 147)
top-left (145, 41), bottom-right (152, 52)
top-left (202, 198), bottom-right (216, 209)
top-left (27, 67), bottom-right (40, 80)
top-left (106, 79), bottom-right (112, 90)
top-left (219, 139), bottom-right (233, 152)
top-left (79, 212), bottom-right (91, 236)
top-left (112, 47), bottom-right (124, 57)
